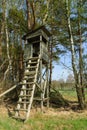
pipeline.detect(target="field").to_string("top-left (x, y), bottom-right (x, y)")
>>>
top-left (0, 90), bottom-right (87, 130)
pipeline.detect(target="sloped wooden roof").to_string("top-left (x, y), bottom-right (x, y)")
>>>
top-left (22, 26), bottom-right (52, 40)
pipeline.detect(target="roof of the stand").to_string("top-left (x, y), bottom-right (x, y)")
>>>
top-left (22, 25), bottom-right (52, 40)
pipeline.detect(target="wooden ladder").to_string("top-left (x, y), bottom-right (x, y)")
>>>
top-left (13, 55), bottom-right (41, 121)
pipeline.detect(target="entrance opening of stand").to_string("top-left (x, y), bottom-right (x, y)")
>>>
top-left (33, 42), bottom-right (40, 57)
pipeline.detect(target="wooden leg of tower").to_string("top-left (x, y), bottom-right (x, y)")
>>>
top-left (40, 59), bottom-right (44, 112)
top-left (24, 86), bottom-right (26, 110)
top-left (41, 93), bottom-right (44, 112)
top-left (47, 65), bottom-right (49, 108)
top-left (47, 84), bottom-right (49, 108)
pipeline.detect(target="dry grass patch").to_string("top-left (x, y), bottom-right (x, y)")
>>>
top-left (0, 104), bottom-right (87, 130)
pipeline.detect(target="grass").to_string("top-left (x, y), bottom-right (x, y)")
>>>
top-left (0, 90), bottom-right (87, 130)
top-left (59, 89), bottom-right (87, 102)
top-left (28, 113), bottom-right (87, 130)
top-left (0, 112), bottom-right (87, 130)
top-left (0, 114), bottom-right (21, 130)
top-left (59, 89), bottom-right (77, 101)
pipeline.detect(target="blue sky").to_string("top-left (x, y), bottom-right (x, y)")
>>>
top-left (52, 42), bottom-right (87, 81)
top-left (52, 53), bottom-right (73, 81)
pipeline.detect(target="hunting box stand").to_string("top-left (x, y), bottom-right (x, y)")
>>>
top-left (0, 26), bottom-right (51, 121)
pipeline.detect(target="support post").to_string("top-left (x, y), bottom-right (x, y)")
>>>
top-left (47, 39), bottom-right (49, 108)
top-left (47, 65), bottom-right (49, 108)
top-left (40, 35), bottom-right (44, 112)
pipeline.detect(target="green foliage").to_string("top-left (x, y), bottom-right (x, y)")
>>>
top-left (8, 7), bottom-right (28, 34)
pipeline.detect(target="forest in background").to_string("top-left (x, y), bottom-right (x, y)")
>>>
top-left (0, 0), bottom-right (87, 109)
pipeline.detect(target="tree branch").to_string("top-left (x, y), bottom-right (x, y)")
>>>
top-left (60, 61), bottom-right (73, 71)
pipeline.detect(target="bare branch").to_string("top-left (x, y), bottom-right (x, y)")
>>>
top-left (60, 61), bottom-right (73, 71)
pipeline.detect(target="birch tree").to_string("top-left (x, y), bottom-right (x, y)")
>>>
top-left (77, 0), bottom-right (85, 101)
top-left (2, 0), bottom-right (12, 80)
top-left (65, 0), bottom-right (85, 109)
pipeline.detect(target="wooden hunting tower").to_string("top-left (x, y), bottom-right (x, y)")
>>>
top-left (14, 26), bottom-right (51, 121)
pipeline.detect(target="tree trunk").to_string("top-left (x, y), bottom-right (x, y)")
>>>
top-left (77, 0), bottom-right (85, 101)
top-left (26, 0), bottom-right (35, 30)
top-left (65, 0), bottom-right (85, 109)
top-left (3, 0), bottom-right (12, 81)
top-left (0, 25), bottom-right (3, 57)
top-left (0, 1), bottom-right (5, 57)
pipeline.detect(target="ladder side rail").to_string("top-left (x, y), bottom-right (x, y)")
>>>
top-left (26, 54), bottom-right (41, 120)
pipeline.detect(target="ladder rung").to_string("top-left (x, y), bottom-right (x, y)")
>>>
top-left (19, 95), bottom-right (31, 97)
top-left (23, 76), bottom-right (35, 80)
top-left (24, 71), bottom-right (36, 76)
top-left (21, 88), bottom-right (33, 91)
top-left (31, 57), bottom-right (38, 59)
top-left (29, 62), bottom-right (37, 64)
top-left (27, 57), bottom-right (38, 60)
top-left (12, 116), bottom-right (26, 121)
top-left (20, 82), bottom-right (35, 85)
top-left (25, 71), bottom-right (36, 74)
top-left (15, 108), bottom-right (28, 112)
top-left (34, 98), bottom-right (42, 101)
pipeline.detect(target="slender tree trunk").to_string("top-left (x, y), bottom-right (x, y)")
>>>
top-left (77, 0), bottom-right (85, 101)
top-left (3, 0), bottom-right (12, 80)
top-left (0, 25), bottom-right (3, 56)
top-left (65, 0), bottom-right (85, 109)
top-left (78, 21), bottom-right (85, 101)
top-left (0, 1), bottom-right (5, 57)
top-left (48, 1), bottom-right (54, 93)
top-left (18, 35), bottom-right (23, 81)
